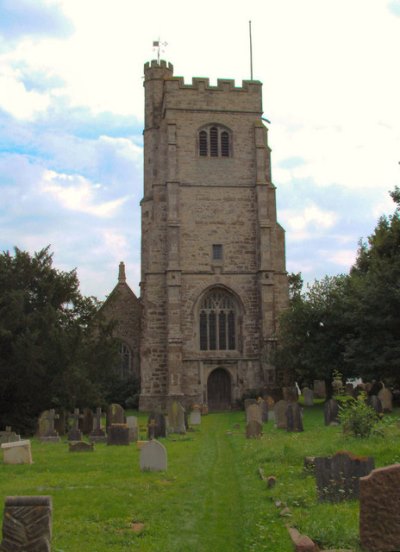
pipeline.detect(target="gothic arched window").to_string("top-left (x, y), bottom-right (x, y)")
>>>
top-left (199, 289), bottom-right (238, 351)
top-left (118, 342), bottom-right (132, 379)
top-left (198, 126), bottom-right (231, 157)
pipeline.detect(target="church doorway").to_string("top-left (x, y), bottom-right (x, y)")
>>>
top-left (207, 368), bottom-right (231, 411)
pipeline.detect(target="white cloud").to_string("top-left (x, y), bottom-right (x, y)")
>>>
top-left (0, 63), bottom-right (50, 118)
top-left (281, 204), bottom-right (337, 234)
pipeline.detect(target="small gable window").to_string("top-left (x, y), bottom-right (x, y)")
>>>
top-left (198, 126), bottom-right (231, 157)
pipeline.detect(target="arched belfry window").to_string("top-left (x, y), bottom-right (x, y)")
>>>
top-left (199, 289), bottom-right (238, 351)
top-left (198, 125), bottom-right (231, 157)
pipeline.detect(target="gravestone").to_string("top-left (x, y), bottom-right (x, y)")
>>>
top-left (200, 404), bottom-right (208, 415)
top-left (189, 406), bottom-right (201, 426)
top-left (282, 386), bottom-right (298, 402)
top-left (54, 410), bottom-right (66, 436)
top-left (324, 398), bottom-right (339, 425)
top-left (315, 451), bottom-right (374, 502)
top-left (107, 423), bottom-right (129, 445)
top-left (67, 408), bottom-right (83, 441)
top-left (245, 420), bottom-right (262, 439)
top-left (90, 407), bottom-right (107, 443)
top-left (313, 379), bottom-right (326, 399)
top-left (246, 403), bottom-right (262, 425)
top-left (38, 409), bottom-right (60, 442)
top-left (167, 401), bottom-right (186, 434)
top-left (378, 387), bottom-right (393, 412)
top-left (367, 395), bottom-right (382, 414)
top-left (81, 408), bottom-right (93, 435)
top-left (0, 428), bottom-right (20, 445)
top-left (126, 416), bottom-right (138, 442)
top-left (274, 400), bottom-right (288, 429)
top-left (69, 441), bottom-right (94, 452)
top-left (0, 496), bottom-right (52, 551)
top-left (147, 413), bottom-right (166, 439)
top-left (286, 402), bottom-right (303, 432)
top-left (258, 399), bottom-right (268, 422)
top-left (106, 403), bottom-right (125, 429)
top-left (360, 464), bottom-right (400, 551)
top-left (243, 398), bottom-right (258, 411)
top-left (140, 439), bottom-right (167, 471)
top-left (302, 387), bottom-right (314, 407)
top-left (1, 440), bottom-right (32, 465)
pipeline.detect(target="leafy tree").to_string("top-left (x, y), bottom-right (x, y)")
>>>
top-left (0, 247), bottom-right (119, 433)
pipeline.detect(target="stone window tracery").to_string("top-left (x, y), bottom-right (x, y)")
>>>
top-left (199, 289), bottom-right (237, 351)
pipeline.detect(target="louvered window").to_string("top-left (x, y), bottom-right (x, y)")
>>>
top-left (210, 127), bottom-right (218, 157)
top-left (221, 131), bottom-right (229, 156)
top-left (199, 130), bottom-right (208, 156)
top-left (198, 126), bottom-right (231, 157)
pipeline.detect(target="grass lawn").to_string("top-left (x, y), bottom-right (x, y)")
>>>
top-left (1, 406), bottom-right (400, 551)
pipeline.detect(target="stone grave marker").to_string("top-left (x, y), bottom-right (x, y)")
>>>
top-left (243, 398), bottom-right (258, 411)
top-left (106, 403), bottom-right (125, 429)
top-left (360, 464), bottom-right (400, 551)
top-left (107, 423), bottom-right (129, 445)
top-left (126, 416), bottom-right (138, 442)
top-left (189, 406), bottom-right (201, 426)
top-left (282, 386), bottom-right (298, 402)
top-left (147, 413), bottom-right (166, 439)
top-left (0, 428), bottom-right (20, 445)
top-left (54, 410), bottom-right (66, 436)
top-left (378, 387), bottom-right (393, 412)
top-left (69, 441), bottom-right (94, 452)
top-left (1, 440), bottom-right (32, 465)
top-left (0, 496), bottom-right (52, 551)
top-left (324, 398), bottom-right (339, 425)
top-left (246, 403), bottom-right (262, 424)
top-left (274, 400), bottom-right (288, 429)
top-left (38, 409), bottom-right (60, 442)
top-left (259, 399), bottom-right (268, 422)
top-left (67, 408), bottom-right (83, 441)
top-left (302, 387), bottom-right (314, 407)
top-left (200, 404), bottom-right (208, 415)
top-left (313, 379), bottom-right (326, 399)
top-left (81, 408), bottom-right (94, 435)
top-left (367, 394), bottom-right (383, 414)
top-left (286, 402), bottom-right (303, 432)
top-left (140, 439), bottom-right (167, 471)
top-left (167, 401), bottom-right (186, 434)
top-left (245, 420), bottom-right (262, 439)
top-left (90, 407), bottom-right (107, 443)
top-left (315, 451), bottom-right (374, 502)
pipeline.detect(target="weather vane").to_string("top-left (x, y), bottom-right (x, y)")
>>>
top-left (153, 39), bottom-right (168, 63)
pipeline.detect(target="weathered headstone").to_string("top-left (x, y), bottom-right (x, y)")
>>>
top-left (81, 408), bottom-right (93, 435)
top-left (54, 410), bottom-right (66, 436)
top-left (140, 439), bottom-right (167, 471)
top-left (1, 440), bottom-right (32, 465)
top-left (245, 420), bottom-right (262, 439)
top-left (189, 406), bottom-right (201, 426)
top-left (167, 401), bottom-right (186, 434)
top-left (0, 428), bottom-right (20, 445)
top-left (367, 395), bottom-right (382, 414)
top-left (286, 402), bottom-right (303, 432)
top-left (258, 399), bottom-right (269, 422)
top-left (313, 379), bottom-right (326, 399)
top-left (106, 403), bottom-right (125, 429)
top-left (147, 413), bottom-right (166, 439)
top-left (67, 408), bottom-right (83, 441)
top-left (243, 398), bottom-right (258, 411)
top-left (107, 423), bottom-right (129, 445)
top-left (126, 416), bottom-right (138, 442)
top-left (360, 464), bottom-right (400, 551)
top-left (274, 400), bottom-right (288, 429)
top-left (246, 403), bottom-right (262, 425)
top-left (315, 451), bottom-right (374, 502)
top-left (200, 404), bottom-right (208, 415)
top-left (378, 387), bottom-right (393, 412)
top-left (90, 407), bottom-right (107, 443)
top-left (324, 398), bottom-right (339, 426)
top-left (38, 409), bottom-right (60, 442)
top-left (302, 387), bottom-right (314, 407)
top-left (69, 441), bottom-right (94, 452)
top-left (0, 496), bottom-right (52, 551)
top-left (282, 386), bottom-right (298, 402)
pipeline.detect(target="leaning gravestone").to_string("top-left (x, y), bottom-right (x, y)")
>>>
top-left (126, 416), bottom-right (138, 442)
top-left (324, 398), bottom-right (339, 426)
top-left (38, 409), bottom-right (60, 442)
top-left (286, 402), bottom-right (303, 432)
top-left (106, 403), bottom-right (125, 429)
top-left (360, 464), bottom-right (400, 551)
top-left (0, 496), bottom-right (52, 552)
top-left (313, 379), bottom-right (326, 399)
top-left (89, 407), bottom-right (107, 443)
top-left (274, 400), bottom-right (289, 429)
top-left (147, 413), bottom-right (166, 439)
top-left (245, 420), bottom-right (262, 439)
top-left (107, 423), bottom-right (129, 445)
top-left (140, 439), bottom-right (167, 471)
top-left (302, 387), bottom-right (314, 407)
top-left (246, 404), bottom-right (262, 425)
top-left (167, 401), bottom-right (186, 434)
top-left (378, 387), bottom-right (393, 412)
top-left (81, 408), bottom-right (94, 435)
top-left (67, 408), bottom-right (82, 441)
top-left (1, 440), bottom-right (32, 465)
top-left (315, 451), bottom-right (374, 502)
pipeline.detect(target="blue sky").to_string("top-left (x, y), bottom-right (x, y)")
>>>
top-left (0, 0), bottom-right (399, 300)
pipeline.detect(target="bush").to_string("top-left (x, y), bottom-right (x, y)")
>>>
top-left (338, 392), bottom-right (379, 437)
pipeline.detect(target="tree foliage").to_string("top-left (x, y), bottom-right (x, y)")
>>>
top-left (0, 247), bottom-right (119, 433)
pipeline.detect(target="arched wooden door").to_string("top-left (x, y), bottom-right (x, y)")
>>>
top-left (207, 368), bottom-right (231, 411)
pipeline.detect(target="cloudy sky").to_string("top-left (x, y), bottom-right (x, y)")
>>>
top-left (0, 0), bottom-right (399, 300)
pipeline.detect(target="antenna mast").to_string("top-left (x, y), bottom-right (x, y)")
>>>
top-left (249, 21), bottom-right (253, 80)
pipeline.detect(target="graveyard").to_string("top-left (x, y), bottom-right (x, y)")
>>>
top-left (1, 402), bottom-right (400, 551)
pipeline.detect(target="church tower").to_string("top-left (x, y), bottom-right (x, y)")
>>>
top-left (139, 60), bottom-right (288, 411)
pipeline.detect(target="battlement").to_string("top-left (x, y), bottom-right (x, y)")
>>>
top-left (144, 59), bottom-right (174, 72)
top-left (165, 76), bottom-right (262, 94)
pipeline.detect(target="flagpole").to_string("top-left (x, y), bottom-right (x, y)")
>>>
top-left (249, 21), bottom-right (253, 80)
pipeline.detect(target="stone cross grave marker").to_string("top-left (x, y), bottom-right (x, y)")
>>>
top-left (324, 398), bottom-right (339, 426)
top-left (286, 402), bottom-right (303, 432)
top-left (315, 451), bottom-right (375, 502)
top-left (274, 400), bottom-right (288, 429)
top-left (0, 496), bottom-right (52, 551)
top-left (167, 401), bottom-right (186, 434)
top-left (360, 463), bottom-right (400, 552)
top-left (302, 387), bottom-right (314, 407)
top-left (107, 423), bottom-right (129, 446)
top-left (90, 407), bottom-right (107, 443)
top-left (377, 387), bottom-right (393, 412)
top-left (245, 420), bottom-right (262, 439)
top-left (140, 439), bottom-right (167, 471)
top-left (126, 416), bottom-right (138, 442)
top-left (67, 408), bottom-right (83, 441)
top-left (246, 403), bottom-right (262, 425)
top-left (1, 440), bottom-right (32, 465)
top-left (38, 409), bottom-right (60, 442)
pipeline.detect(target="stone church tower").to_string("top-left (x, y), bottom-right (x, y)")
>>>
top-left (139, 60), bottom-right (288, 411)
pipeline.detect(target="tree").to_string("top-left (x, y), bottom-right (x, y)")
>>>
top-left (0, 247), bottom-right (119, 433)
